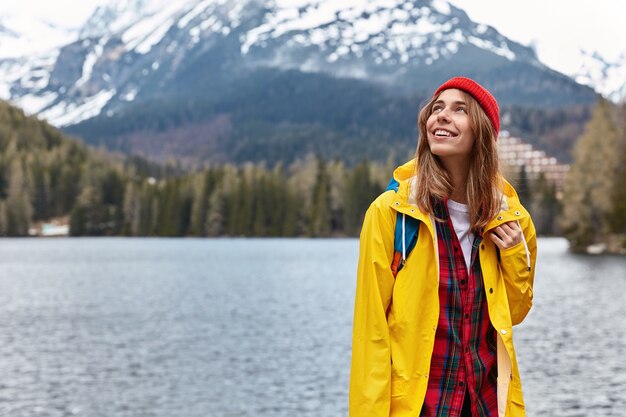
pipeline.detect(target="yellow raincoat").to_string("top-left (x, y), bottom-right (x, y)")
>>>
top-left (350, 159), bottom-right (537, 417)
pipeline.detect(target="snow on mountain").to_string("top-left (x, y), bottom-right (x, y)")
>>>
top-left (0, 12), bottom-right (79, 114)
top-left (0, 0), bottom-right (256, 125)
top-left (571, 50), bottom-right (626, 103)
top-left (1, 0), bottom-right (207, 125)
top-left (0, 0), bottom-right (597, 128)
top-left (81, 0), bottom-right (198, 52)
top-left (0, 12), bottom-right (77, 59)
top-left (240, 0), bottom-right (525, 79)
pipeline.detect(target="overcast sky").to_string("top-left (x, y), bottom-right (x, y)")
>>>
top-left (0, 0), bottom-right (624, 74)
top-left (449, 0), bottom-right (626, 72)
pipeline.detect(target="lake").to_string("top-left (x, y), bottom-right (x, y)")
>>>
top-left (0, 237), bottom-right (623, 416)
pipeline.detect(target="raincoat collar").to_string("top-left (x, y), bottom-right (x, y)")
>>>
top-left (387, 158), bottom-right (533, 273)
top-left (387, 159), bottom-right (530, 232)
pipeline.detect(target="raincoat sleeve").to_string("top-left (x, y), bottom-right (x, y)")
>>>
top-left (349, 194), bottom-right (396, 417)
top-left (499, 215), bottom-right (537, 325)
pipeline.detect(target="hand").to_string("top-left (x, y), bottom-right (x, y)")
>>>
top-left (489, 221), bottom-right (523, 250)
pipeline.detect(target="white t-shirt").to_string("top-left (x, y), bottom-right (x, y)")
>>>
top-left (447, 199), bottom-right (475, 271)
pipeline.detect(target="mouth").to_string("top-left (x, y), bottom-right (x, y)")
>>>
top-left (432, 128), bottom-right (457, 138)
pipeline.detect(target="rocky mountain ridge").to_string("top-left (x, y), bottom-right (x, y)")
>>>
top-left (0, 0), bottom-right (601, 166)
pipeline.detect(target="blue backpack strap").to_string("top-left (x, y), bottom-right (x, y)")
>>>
top-left (391, 212), bottom-right (420, 277)
top-left (386, 176), bottom-right (420, 277)
top-left (386, 177), bottom-right (400, 192)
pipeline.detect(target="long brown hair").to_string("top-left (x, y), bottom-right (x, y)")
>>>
top-left (413, 90), bottom-right (502, 231)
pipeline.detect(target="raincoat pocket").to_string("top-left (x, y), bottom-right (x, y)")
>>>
top-left (510, 384), bottom-right (525, 407)
top-left (503, 383), bottom-right (526, 417)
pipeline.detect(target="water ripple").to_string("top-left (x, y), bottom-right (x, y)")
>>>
top-left (0, 237), bottom-right (623, 416)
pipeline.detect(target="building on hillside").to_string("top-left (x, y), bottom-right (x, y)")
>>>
top-left (497, 132), bottom-right (569, 198)
top-left (28, 217), bottom-right (70, 237)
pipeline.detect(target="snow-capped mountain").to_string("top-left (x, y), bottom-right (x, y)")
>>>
top-left (0, 12), bottom-right (80, 112)
top-left (1, 0), bottom-right (257, 125)
top-left (0, 0), bottom-right (596, 129)
top-left (240, 0), bottom-right (536, 76)
top-left (570, 50), bottom-right (626, 103)
top-left (0, 12), bottom-right (77, 59)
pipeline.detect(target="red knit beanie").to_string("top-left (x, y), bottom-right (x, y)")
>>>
top-left (433, 76), bottom-right (500, 137)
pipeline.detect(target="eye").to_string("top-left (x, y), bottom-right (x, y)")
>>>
top-left (432, 105), bottom-right (443, 113)
top-left (456, 107), bottom-right (467, 113)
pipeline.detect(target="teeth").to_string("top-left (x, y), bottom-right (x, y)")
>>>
top-left (435, 129), bottom-right (451, 137)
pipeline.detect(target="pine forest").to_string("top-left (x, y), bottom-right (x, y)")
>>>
top-left (0, 99), bottom-right (624, 249)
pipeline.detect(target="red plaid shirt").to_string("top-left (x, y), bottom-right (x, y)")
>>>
top-left (421, 199), bottom-right (498, 417)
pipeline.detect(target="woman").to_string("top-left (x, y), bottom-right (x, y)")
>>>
top-left (349, 77), bottom-right (537, 417)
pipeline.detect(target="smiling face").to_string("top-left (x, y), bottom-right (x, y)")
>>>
top-left (425, 88), bottom-right (475, 164)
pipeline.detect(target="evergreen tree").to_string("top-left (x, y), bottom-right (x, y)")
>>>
top-left (282, 189), bottom-right (298, 237)
top-left (189, 174), bottom-right (208, 236)
top-left (0, 201), bottom-right (7, 236)
top-left (148, 188), bottom-right (160, 236)
top-left (287, 154), bottom-right (319, 235)
top-left (266, 164), bottom-right (288, 236)
top-left (326, 159), bottom-right (345, 233)
top-left (309, 157), bottom-right (331, 236)
top-left (6, 159), bottom-right (33, 236)
top-left (29, 155), bottom-right (51, 220)
top-left (252, 174), bottom-right (268, 236)
top-left (610, 103), bottom-right (626, 237)
top-left (69, 205), bottom-right (87, 236)
top-left (206, 184), bottom-right (225, 236)
top-left (122, 181), bottom-right (141, 235)
top-left (158, 179), bottom-right (189, 236)
top-left (220, 164), bottom-right (241, 236)
top-left (531, 173), bottom-right (560, 236)
top-left (343, 160), bottom-right (381, 236)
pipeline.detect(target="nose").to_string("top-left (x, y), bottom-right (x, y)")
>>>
top-left (436, 109), bottom-right (451, 123)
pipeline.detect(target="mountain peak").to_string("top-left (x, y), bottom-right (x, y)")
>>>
top-left (0, 0), bottom-right (596, 128)
top-left (240, 0), bottom-right (534, 87)
top-left (571, 49), bottom-right (626, 102)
